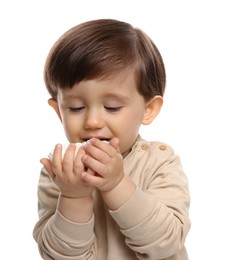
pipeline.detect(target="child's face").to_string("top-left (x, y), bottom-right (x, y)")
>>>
top-left (53, 71), bottom-right (156, 157)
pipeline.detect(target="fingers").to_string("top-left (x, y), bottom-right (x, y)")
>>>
top-left (81, 171), bottom-right (101, 187)
top-left (62, 143), bottom-right (76, 173)
top-left (86, 167), bottom-right (96, 176)
top-left (83, 138), bottom-right (117, 160)
top-left (109, 137), bottom-right (120, 153)
top-left (81, 138), bottom-right (120, 176)
top-left (73, 146), bottom-right (86, 173)
top-left (52, 143), bottom-right (80, 175)
top-left (51, 144), bottom-right (63, 174)
top-left (82, 154), bottom-right (106, 176)
top-left (42, 139), bottom-right (119, 183)
top-left (40, 158), bottom-right (55, 179)
top-left (43, 143), bottom-right (79, 179)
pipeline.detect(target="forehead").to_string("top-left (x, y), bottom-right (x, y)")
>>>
top-left (58, 69), bottom-right (138, 99)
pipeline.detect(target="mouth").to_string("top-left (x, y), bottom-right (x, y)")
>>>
top-left (82, 137), bottom-right (110, 143)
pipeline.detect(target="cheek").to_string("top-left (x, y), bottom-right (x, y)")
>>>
top-left (125, 107), bottom-right (145, 126)
top-left (116, 107), bottom-right (144, 131)
top-left (116, 113), bottom-right (142, 142)
top-left (61, 115), bottom-right (80, 137)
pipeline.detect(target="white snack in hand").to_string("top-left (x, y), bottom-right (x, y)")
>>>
top-left (48, 142), bottom-right (84, 161)
top-left (48, 140), bottom-right (109, 161)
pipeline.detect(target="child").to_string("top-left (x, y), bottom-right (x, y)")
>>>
top-left (33, 19), bottom-right (190, 260)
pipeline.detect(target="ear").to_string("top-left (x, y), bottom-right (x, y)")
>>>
top-left (48, 98), bottom-right (62, 121)
top-left (142, 95), bottom-right (163, 125)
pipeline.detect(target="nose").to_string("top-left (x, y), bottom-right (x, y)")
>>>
top-left (84, 109), bottom-right (105, 129)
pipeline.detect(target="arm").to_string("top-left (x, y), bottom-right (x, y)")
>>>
top-left (33, 144), bottom-right (97, 260)
top-left (82, 139), bottom-right (190, 259)
top-left (111, 146), bottom-right (190, 259)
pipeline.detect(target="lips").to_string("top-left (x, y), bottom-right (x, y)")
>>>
top-left (82, 137), bottom-right (110, 142)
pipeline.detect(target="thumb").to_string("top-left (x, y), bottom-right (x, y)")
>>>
top-left (109, 137), bottom-right (120, 153)
top-left (40, 158), bottom-right (55, 179)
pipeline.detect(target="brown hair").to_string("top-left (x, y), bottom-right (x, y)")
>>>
top-left (44, 19), bottom-right (166, 101)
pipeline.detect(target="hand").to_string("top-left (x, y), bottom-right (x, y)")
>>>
top-left (81, 138), bottom-right (124, 192)
top-left (40, 143), bottom-right (95, 198)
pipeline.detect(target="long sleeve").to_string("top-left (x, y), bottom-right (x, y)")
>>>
top-left (109, 140), bottom-right (190, 259)
top-left (33, 138), bottom-right (190, 260)
top-left (33, 168), bottom-right (96, 260)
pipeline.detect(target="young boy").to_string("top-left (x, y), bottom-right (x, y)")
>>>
top-left (33, 19), bottom-right (190, 260)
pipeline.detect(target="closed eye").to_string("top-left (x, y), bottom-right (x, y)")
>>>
top-left (69, 107), bottom-right (85, 112)
top-left (104, 106), bottom-right (122, 112)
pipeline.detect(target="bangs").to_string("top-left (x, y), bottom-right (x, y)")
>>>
top-left (45, 20), bottom-right (138, 98)
top-left (44, 19), bottom-right (166, 100)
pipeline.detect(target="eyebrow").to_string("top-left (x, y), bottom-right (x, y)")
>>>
top-left (102, 93), bottom-right (130, 102)
top-left (61, 92), bottom-right (130, 103)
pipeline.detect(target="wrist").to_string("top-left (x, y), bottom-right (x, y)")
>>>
top-left (58, 194), bottom-right (94, 223)
top-left (101, 175), bottom-right (136, 210)
top-left (60, 193), bottom-right (93, 199)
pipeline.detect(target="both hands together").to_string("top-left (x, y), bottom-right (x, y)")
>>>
top-left (40, 138), bottom-right (125, 199)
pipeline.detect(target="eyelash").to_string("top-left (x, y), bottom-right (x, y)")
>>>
top-left (69, 107), bottom-right (85, 112)
top-left (104, 106), bottom-right (122, 112)
top-left (69, 106), bottom-right (123, 113)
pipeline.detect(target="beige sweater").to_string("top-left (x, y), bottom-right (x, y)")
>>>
top-left (33, 136), bottom-right (190, 259)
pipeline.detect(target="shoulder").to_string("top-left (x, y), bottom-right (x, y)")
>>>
top-left (125, 137), bottom-right (179, 170)
top-left (125, 137), bottom-right (186, 187)
top-left (129, 137), bottom-right (182, 171)
top-left (134, 137), bottom-right (175, 158)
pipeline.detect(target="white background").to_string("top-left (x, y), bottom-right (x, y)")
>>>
top-left (1, 1), bottom-right (225, 259)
